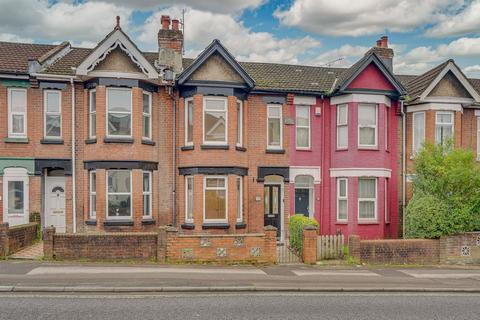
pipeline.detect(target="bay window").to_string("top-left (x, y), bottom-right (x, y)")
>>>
top-left (44, 90), bottom-right (61, 139)
top-left (435, 111), bottom-right (454, 145)
top-left (358, 104), bottom-right (377, 148)
top-left (358, 178), bottom-right (377, 221)
top-left (185, 176), bottom-right (194, 223)
top-left (337, 104), bottom-right (348, 149)
top-left (296, 105), bottom-right (310, 149)
top-left (337, 178), bottom-right (348, 221)
top-left (89, 171), bottom-right (96, 219)
top-left (412, 112), bottom-right (425, 154)
top-left (185, 98), bottom-right (193, 145)
top-left (142, 92), bottom-right (152, 140)
top-left (204, 176), bottom-right (227, 222)
top-left (236, 177), bottom-right (243, 222)
top-left (8, 88), bottom-right (27, 138)
top-left (236, 100), bottom-right (243, 147)
top-left (143, 171), bottom-right (152, 218)
top-left (89, 90), bottom-right (96, 138)
top-left (203, 97), bottom-right (227, 144)
top-left (267, 104), bottom-right (282, 149)
top-left (107, 170), bottom-right (131, 219)
top-left (107, 88), bottom-right (132, 137)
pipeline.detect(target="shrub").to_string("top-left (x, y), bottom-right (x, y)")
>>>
top-left (289, 214), bottom-right (319, 253)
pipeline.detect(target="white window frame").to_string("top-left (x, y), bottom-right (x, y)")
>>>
top-left (336, 178), bottom-right (348, 222)
top-left (267, 104), bottom-right (283, 150)
top-left (185, 97), bottom-right (194, 146)
top-left (43, 90), bottom-right (62, 139)
top-left (358, 104), bottom-right (378, 148)
top-left (89, 171), bottom-right (96, 219)
top-left (203, 96), bottom-right (228, 145)
top-left (385, 107), bottom-right (389, 150)
top-left (336, 104), bottom-right (348, 149)
top-left (89, 89), bottom-right (96, 139)
top-left (106, 170), bottom-right (132, 220)
top-left (236, 176), bottom-right (243, 223)
top-left (203, 175), bottom-right (228, 223)
top-left (3, 168), bottom-right (29, 227)
top-left (435, 111), bottom-right (454, 145)
top-left (142, 171), bottom-right (152, 218)
top-left (106, 87), bottom-right (132, 138)
top-left (412, 111), bottom-right (425, 154)
top-left (142, 91), bottom-right (152, 140)
top-left (185, 176), bottom-right (194, 223)
top-left (358, 177), bottom-right (377, 222)
top-left (385, 178), bottom-right (389, 223)
top-left (8, 88), bottom-right (27, 138)
top-left (477, 117), bottom-right (480, 161)
top-left (296, 105), bottom-right (311, 149)
top-left (236, 100), bottom-right (243, 147)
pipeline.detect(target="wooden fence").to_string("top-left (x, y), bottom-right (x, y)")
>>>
top-left (317, 235), bottom-right (345, 260)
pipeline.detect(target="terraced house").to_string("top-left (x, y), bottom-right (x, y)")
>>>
top-left (0, 15), bottom-right (479, 242)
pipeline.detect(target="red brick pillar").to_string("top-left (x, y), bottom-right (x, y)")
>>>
top-left (264, 225), bottom-right (277, 264)
top-left (0, 223), bottom-right (9, 257)
top-left (348, 235), bottom-right (361, 261)
top-left (165, 226), bottom-right (178, 261)
top-left (157, 226), bottom-right (167, 262)
top-left (302, 225), bottom-right (318, 264)
top-left (43, 226), bottom-right (56, 259)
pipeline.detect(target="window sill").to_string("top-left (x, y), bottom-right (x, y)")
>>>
top-left (358, 220), bottom-right (379, 225)
top-left (141, 218), bottom-right (156, 225)
top-left (141, 139), bottom-right (155, 146)
top-left (235, 222), bottom-right (247, 229)
top-left (202, 223), bottom-right (230, 230)
top-left (335, 221), bottom-right (348, 225)
top-left (181, 223), bottom-right (195, 230)
top-left (4, 137), bottom-right (29, 144)
top-left (85, 219), bottom-right (97, 226)
top-left (265, 148), bottom-right (285, 154)
top-left (103, 137), bottom-right (134, 144)
top-left (336, 148), bottom-right (348, 152)
top-left (181, 145), bottom-right (194, 151)
top-left (103, 219), bottom-right (134, 226)
top-left (200, 144), bottom-right (229, 150)
top-left (235, 146), bottom-right (247, 152)
top-left (40, 138), bottom-right (64, 145)
top-left (85, 138), bottom-right (97, 144)
top-left (358, 147), bottom-right (379, 151)
top-left (296, 148), bottom-right (312, 152)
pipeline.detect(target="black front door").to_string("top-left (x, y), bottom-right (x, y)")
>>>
top-left (295, 188), bottom-right (309, 217)
top-left (264, 184), bottom-right (281, 238)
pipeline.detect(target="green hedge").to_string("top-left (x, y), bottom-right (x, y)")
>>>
top-left (289, 214), bottom-right (319, 253)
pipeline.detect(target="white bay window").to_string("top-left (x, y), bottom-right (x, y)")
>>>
top-left (358, 178), bottom-right (377, 221)
top-left (107, 88), bottom-right (132, 137)
top-left (143, 171), bottom-right (152, 218)
top-left (203, 97), bottom-right (227, 144)
top-left (358, 104), bottom-right (377, 148)
top-left (89, 171), bottom-right (96, 219)
top-left (185, 176), bottom-right (194, 223)
top-left (204, 176), bottom-right (227, 222)
top-left (107, 170), bottom-right (132, 219)
top-left (89, 90), bottom-right (96, 138)
top-left (142, 92), bottom-right (152, 140)
top-left (412, 112), bottom-right (425, 154)
top-left (435, 111), bottom-right (454, 145)
top-left (337, 178), bottom-right (348, 221)
top-left (337, 104), bottom-right (348, 149)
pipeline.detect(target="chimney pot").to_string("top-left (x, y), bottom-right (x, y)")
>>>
top-left (380, 36), bottom-right (388, 48)
top-left (172, 19), bottom-right (180, 31)
top-left (376, 39), bottom-right (382, 47)
top-left (161, 15), bottom-right (171, 30)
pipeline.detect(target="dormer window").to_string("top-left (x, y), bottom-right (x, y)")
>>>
top-left (203, 97), bottom-right (227, 144)
top-left (107, 88), bottom-right (132, 137)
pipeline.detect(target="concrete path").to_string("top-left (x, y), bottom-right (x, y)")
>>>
top-left (9, 242), bottom-right (43, 260)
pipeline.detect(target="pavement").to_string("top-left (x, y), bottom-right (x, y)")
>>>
top-left (1, 260), bottom-right (480, 293)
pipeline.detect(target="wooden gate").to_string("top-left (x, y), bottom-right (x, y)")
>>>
top-left (317, 235), bottom-right (345, 260)
top-left (277, 242), bottom-right (301, 264)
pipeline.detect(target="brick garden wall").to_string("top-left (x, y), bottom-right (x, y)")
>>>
top-left (440, 232), bottom-right (480, 265)
top-left (0, 222), bottom-right (38, 257)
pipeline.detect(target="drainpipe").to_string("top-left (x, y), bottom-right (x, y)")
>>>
top-left (168, 85), bottom-right (177, 227)
top-left (70, 77), bottom-right (77, 234)
top-left (400, 99), bottom-right (406, 238)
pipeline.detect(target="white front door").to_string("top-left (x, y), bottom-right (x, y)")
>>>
top-left (44, 177), bottom-right (66, 233)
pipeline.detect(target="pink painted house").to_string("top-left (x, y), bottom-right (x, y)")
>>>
top-left (289, 37), bottom-right (405, 239)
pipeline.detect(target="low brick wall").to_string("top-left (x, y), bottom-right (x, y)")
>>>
top-left (440, 232), bottom-right (480, 265)
top-left (166, 226), bottom-right (277, 264)
top-left (349, 235), bottom-right (440, 265)
top-left (0, 222), bottom-right (39, 257)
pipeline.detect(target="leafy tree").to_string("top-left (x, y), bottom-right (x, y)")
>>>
top-left (406, 141), bottom-right (480, 238)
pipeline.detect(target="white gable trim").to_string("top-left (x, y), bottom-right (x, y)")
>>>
top-left (76, 30), bottom-right (158, 79)
top-left (420, 61), bottom-right (480, 102)
top-left (330, 168), bottom-right (391, 178)
top-left (406, 103), bottom-right (463, 113)
top-left (330, 94), bottom-right (391, 107)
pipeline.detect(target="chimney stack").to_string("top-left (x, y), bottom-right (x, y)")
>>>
top-left (366, 35), bottom-right (394, 72)
top-left (158, 15), bottom-right (183, 74)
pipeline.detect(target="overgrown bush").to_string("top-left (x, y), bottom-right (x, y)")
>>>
top-left (289, 214), bottom-right (319, 253)
top-left (406, 141), bottom-right (480, 238)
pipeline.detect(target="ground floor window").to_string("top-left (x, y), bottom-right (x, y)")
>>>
top-left (8, 181), bottom-right (24, 215)
top-left (3, 168), bottom-right (29, 226)
top-left (107, 170), bottom-right (131, 219)
top-left (89, 171), bottom-right (96, 219)
top-left (185, 176), bottom-right (194, 223)
top-left (358, 178), bottom-right (377, 221)
top-left (294, 175), bottom-right (314, 217)
top-left (143, 171), bottom-right (152, 218)
top-left (337, 178), bottom-right (348, 221)
top-left (236, 177), bottom-right (243, 222)
top-left (204, 176), bottom-right (227, 222)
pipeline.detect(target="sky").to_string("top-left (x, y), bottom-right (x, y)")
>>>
top-left (1, 0), bottom-right (480, 77)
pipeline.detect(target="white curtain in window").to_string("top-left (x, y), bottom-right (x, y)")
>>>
top-left (413, 112), bottom-right (425, 153)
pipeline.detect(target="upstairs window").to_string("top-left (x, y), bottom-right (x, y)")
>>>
top-left (44, 90), bottom-right (61, 139)
top-left (142, 92), bottom-right (152, 140)
top-left (8, 88), bottom-right (27, 138)
top-left (236, 100), bottom-right (243, 147)
top-left (89, 90), bottom-right (96, 138)
top-left (185, 98), bottom-right (193, 145)
top-left (267, 104), bottom-right (282, 149)
top-left (358, 178), bottom-right (377, 221)
top-left (107, 88), bottom-right (132, 137)
top-left (336, 104), bottom-right (348, 149)
top-left (412, 112), bottom-right (425, 154)
top-left (435, 111), bottom-right (454, 145)
top-left (358, 104), bottom-right (377, 148)
top-left (203, 97), bottom-right (227, 144)
top-left (296, 105), bottom-right (310, 149)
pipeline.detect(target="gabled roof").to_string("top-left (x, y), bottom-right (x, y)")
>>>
top-left (334, 51), bottom-right (406, 95)
top-left (0, 41), bottom-right (57, 74)
top-left (76, 26), bottom-right (159, 79)
top-left (177, 39), bottom-right (255, 88)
